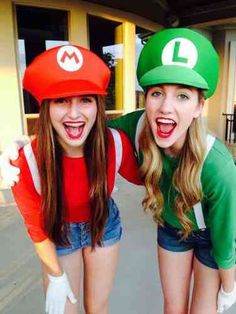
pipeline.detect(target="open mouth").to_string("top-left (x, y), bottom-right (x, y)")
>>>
top-left (156, 118), bottom-right (176, 139)
top-left (63, 122), bottom-right (85, 140)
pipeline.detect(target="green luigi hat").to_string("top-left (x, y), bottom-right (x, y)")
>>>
top-left (137, 28), bottom-right (219, 98)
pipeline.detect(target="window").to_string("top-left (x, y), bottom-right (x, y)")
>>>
top-left (16, 5), bottom-right (68, 116)
top-left (88, 15), bottom-right (123, 111)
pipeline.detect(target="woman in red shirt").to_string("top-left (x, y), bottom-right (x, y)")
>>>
top-left (4, 45), bottom-right (141, 314)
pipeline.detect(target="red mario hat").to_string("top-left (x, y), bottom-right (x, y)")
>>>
top-left (23, 45), bottom-right (111, 105)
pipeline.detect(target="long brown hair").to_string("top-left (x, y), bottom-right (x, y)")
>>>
top-left (139, 91), bottom-right (206, 237)
top-left (36, 96), bottom-right (109, 248)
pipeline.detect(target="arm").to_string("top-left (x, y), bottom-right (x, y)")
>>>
top-left (107, 110), bottom-right (145, 147)
top-left (12, 147), bottom-right (77, 313)
top-left (34, 238), bottom-right (63, 276)
top-left (118, 129), bottom-right (143, 185)
top-left (203, 152), bottom-right (236, 312)
top-left (219, 268), bottom-right (235, 293)
top-left (205, 159), bottom-right (236, 270)
top-left (35, 239), bottom-right (77, 314)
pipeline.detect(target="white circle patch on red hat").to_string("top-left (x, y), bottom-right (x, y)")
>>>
top-left (57, 46), bottom-right (83, 72)
top-left (161, 38), bottom-right (198, 69)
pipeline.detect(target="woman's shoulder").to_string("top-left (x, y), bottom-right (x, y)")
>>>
top-left (202, 136), bottom-right (236, 180)
top-left (205, 136), bottom-right (234, 165)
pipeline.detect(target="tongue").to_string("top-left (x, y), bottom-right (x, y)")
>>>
top-left (66, 126), bottom-right (82, 136)
top-left (158, 123), bottom-right (175, 133)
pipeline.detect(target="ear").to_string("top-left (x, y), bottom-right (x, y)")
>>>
top-left (193, 98), bottom-right (204, 118)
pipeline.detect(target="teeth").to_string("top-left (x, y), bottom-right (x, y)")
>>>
top-left (157, 118), bottom-right (175, 124)
top-left (64, 123), bottom-right (85, 128)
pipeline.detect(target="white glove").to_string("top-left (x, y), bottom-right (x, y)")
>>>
top-left (0, 136), bottom-right (30, 186)
top-left (217, 282), bottom-right (236, 313)
top-left (45, 272), bottom-right (77, 314)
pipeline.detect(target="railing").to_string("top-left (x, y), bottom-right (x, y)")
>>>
top-left (222, 112), bottom-right (236, 143)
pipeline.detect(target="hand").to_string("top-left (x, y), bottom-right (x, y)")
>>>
top-left (45, 272), bottom-right (77, 314)
top-left (0, 136), bottom-right (30, 186)
top-left (217, 282), bottom-right (236, 313)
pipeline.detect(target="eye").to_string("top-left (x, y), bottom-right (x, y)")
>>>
top-left (151, 90), bottom-right (162, 97)
top-left (178, 93), bottom-right (189, 100)
top-left (53, 98), bottom-right (68, 104)
top-left (80, 96), bottom-right (95, 104)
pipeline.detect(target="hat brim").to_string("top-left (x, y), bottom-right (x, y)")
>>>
top-left (35, 79), bottom-right (107, 105)
top-left (139, 65), bottom-right (209, 91)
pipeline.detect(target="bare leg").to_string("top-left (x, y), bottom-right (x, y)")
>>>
top-left (190, 257), bottom-right (220, 314)
top-left (83, 243), bottom-right (120, 314)
top-left (158, 245), bottom-right (194, 314)
top-left (41, 249), bottom-right (82, 314)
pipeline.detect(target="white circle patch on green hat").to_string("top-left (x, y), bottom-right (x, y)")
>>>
top-left (161, 38), bottom-right (198, 69)
top-left (137, 28), bottom-right (219, 98)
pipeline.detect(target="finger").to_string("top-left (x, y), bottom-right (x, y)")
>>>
top-left (68, 292), bottom-right (77, 304)
top-left (7, 146), bottom-right (20, 161)
top-left (48, 304), bottom-right (54, 314)
top-left (53, 303), bottom-right (60, 314)
top-left (224, 304), bottom-right (231, 311)
top-left (9, 173), bottom-right (19, 181)
top-left (61, 301), bottom-right (67, 314)
top-left (14, 175), bottom-right (20, 183)
top-left (55, 302), bottom-right (64, 314)
top-left (1, 164), bottom-right (20, 177)
top-left (4, 175), bottom-right (18, 187)
top-left (13, 168), bottom-right (20, 175)
top-left (4, 180), bottom-right (15, 188)
top-left (10, 173), bottom-right (20, 182)
top-left (8, 166), bottom-right (21, 177)
top-left (45, 297), bottom-right (49, 313)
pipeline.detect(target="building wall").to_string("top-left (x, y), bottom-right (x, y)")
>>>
top-left (0, 0), bottom-right (158, 151)
top-left (0, 0), bottom-right (23, 152)
top-left (1, 1), bottom-right (235, 150)
top-left (207, 28), bottom-right (236, 139)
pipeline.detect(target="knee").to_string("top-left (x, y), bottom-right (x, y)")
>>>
top-left (164, 301), bottom-right (188, 314)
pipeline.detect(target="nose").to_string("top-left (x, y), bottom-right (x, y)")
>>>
top-left (159, 95), bottom-right (173, 114)
top-left (67, 98), bottom-right (82, 118)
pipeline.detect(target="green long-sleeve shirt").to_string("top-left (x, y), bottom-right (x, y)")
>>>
top-left (108, 110), bottom-right (236, 269)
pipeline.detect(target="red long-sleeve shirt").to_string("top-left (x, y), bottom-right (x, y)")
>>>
top-left (12, 128), bottom-right (142, 242)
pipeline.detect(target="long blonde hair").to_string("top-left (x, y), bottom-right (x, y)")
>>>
top-left (139, 93), bottom-right (206, 236)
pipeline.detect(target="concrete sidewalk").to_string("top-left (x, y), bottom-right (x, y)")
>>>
top-left (0, 176), bottom-right (235, 314)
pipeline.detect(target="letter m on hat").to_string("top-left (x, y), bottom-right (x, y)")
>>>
top-left (60, 51), bottom-right (80, 64)
top-left (57, 46), bottom-right (83, 72)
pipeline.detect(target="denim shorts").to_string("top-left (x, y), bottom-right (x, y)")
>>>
top-left (157, 222), bottom-right (218, 269)
top-left (56, 198), bottom-right (122, 256)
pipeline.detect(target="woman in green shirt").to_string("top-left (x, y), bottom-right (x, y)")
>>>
top-left (109, 28), bottom-right (236, 314)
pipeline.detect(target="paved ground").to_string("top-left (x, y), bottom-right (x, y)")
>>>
top-left (0, 175), bottom-right (235, 314)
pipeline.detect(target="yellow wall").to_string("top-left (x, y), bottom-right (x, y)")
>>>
top-left (207, 30), bottom-right (226, 139)
top-left (206, 28), bottom-right (236, 140)
top-left (123, 22), bottom-right (136, 114)
top-left (0, 0), bottom-right (23, 152)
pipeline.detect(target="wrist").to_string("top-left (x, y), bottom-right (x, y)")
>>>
top-left (50, 270), bottom-right (64, 276)
top-left (47, 266), bottom-right (64, 277)
top-left (48, 271), bottom-right (66, 282)
top-left (221, 282), bottom-right (236, 295)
